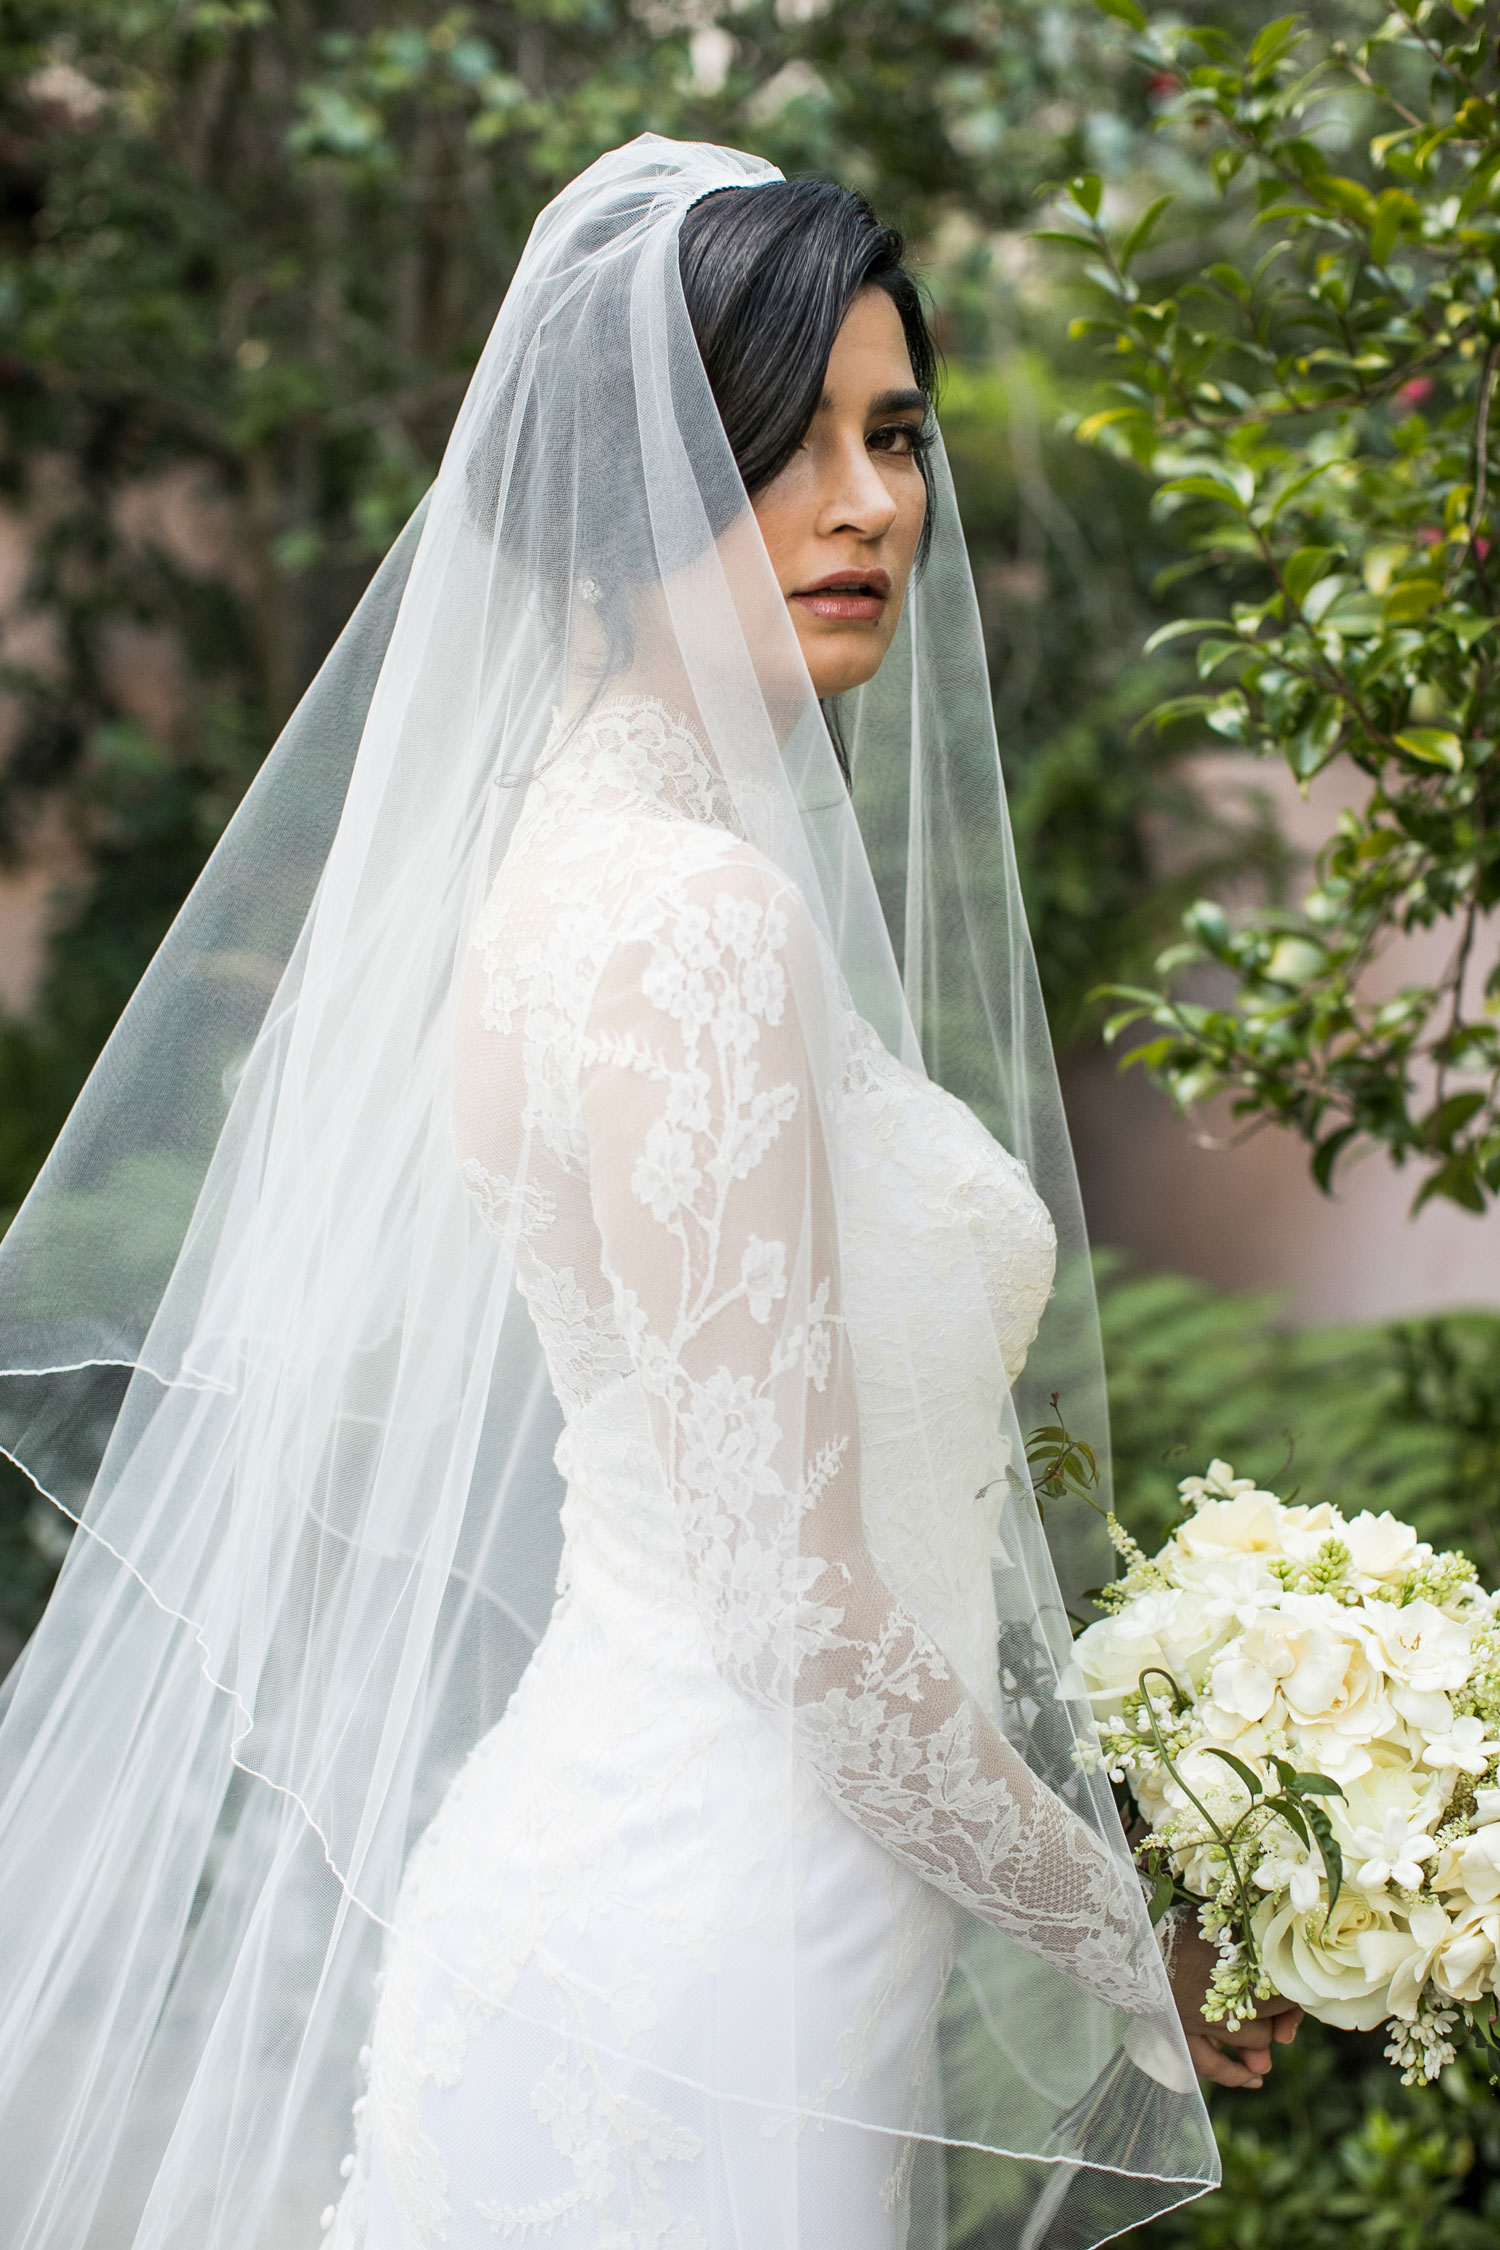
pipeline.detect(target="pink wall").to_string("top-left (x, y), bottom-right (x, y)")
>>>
top-left (1069, 752), bottom-right (1500, 1322)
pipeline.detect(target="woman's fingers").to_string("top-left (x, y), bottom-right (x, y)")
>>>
top-left (1270, 2004), bottom-right (1303, 2043)
top-left (1185, 2033), bottom-right (1266, 2089)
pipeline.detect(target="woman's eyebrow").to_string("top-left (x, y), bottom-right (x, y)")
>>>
top-left (815, 385), bottom-right (930, 416)
top-left (867, 386), bottom-right (928, 417)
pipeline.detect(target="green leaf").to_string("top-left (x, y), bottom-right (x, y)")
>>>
top-left (1141, 617), bottom-right (1228, 654)
top-left (1205, 691), bottom-right (1249, 741)
top-left (1159, 465), bottom-right (1254, 509)
top-left (1248, 13), bottom-right (1302, 69)
top-left (1286, 698), bottom-right (1343, 779)
top-left (1436, 608), bottom-right (1495, 650)
top-left (1206, 262), bottom-right (1251, 303)
top-left (1424, 1090), bottom-right (1487, 1144)
top-left (1202, 1748), bottom-right (1264, 1797)
top-left (1321, 175), bottom-right (1377, 223)
top-left (1120, 195), bottom-right (1174, 269)
top-left (1260, 464), bottom-right (1338, 530)
top-left (1413, 1157), bottom-right (1487, 1215)
top-left (1284, 1773), bottom-right (1344, 1798)
top-left (1283, 545), bottom-right (1338, 603)
top-left (1075, 406), bottom-right (1148, 441)
top-left (1384, 577), bottom-right (1444, 623)
top-left (1263, 937), bottom-right (1326, 986)
top-left (1185, 898), bottom-right (1232, 954)
top-left (1141, 693), bottom-right (1218, 733)
top-left (1370, 188), bottom-right (1420, 265)
top-left (1300, 572), bottom-right (1353, 625)
top-left (1394, 727), bottom-right (1464, 771)
top-left (1088, 0), bottom-right (1147, 26)
top-left (1069, 174), bottom-right (1103, 219)
top-left (1304, 1801), bottom-right (1343, 1914)
top-left (1312, 1123), bottom-right (1359, 1193)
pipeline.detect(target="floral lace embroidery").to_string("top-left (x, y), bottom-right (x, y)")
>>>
top-left (326, 697), bottom-right (1157, 2249)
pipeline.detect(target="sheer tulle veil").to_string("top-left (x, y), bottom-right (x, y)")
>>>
top-left (0, 135), bottom-right (1216, 2246)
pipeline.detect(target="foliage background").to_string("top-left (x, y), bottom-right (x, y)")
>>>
top-left (0, 0), bottom-right (1498, 2242)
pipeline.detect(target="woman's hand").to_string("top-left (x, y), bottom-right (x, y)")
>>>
top-left (1168, 1918), bottom-right (1303, 2089)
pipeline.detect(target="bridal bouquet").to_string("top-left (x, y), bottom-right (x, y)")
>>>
top-left (1069, 1460), bottom-right (1500, 2083)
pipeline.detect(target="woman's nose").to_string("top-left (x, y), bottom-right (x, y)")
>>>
top-left (815, 437), bottom-right (899, 540)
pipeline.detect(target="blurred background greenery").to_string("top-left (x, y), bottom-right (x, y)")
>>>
top-left (1, 0), bottom-right (1498, 2240)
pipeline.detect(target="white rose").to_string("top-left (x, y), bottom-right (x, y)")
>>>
top-left (1074, 1589), bottom-right (1225, 1722)
top-left (1207, 1625), bottom-right (1288, 1725)
top-left (1253, 1892), bottom-right (1403, 2030)
top-left (1333, 1749), bottom-right (1447, 1859)
top-left (1359, 1897), bottom-right (1500, 2016)
top-left (1194, 1697), bottom-right (1274, 1765)
top-left (1353, 1900), bottom-right (1456, 2022)
top-left (1290, 1725), bottom-right (1379, 1786)
top-left (1168, 1550), bottom-right (1280, 1626)
top-left (1342, 1511), bottom-right (1427, 1590)
top-left (1390, 1685), bottom-right (1454, 1736)
top-left (1172, 1492), bottom-right (1286, 1566)
top-left (1211, 1595), bottom-right (1393, 1753)
top-left (1447, 1824), bottom-right (1500, 1909)
top-left (1369, 1599), bottom-right (1475, 1694)
top-left (1432, 1900), bottom-right (1500, 2003)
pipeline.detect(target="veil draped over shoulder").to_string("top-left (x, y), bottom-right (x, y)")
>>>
top-left (0, 136), bottom-right (1216, 2248)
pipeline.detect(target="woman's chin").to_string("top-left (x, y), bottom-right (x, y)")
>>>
top-left (803, 632), bottom-right (892, 699)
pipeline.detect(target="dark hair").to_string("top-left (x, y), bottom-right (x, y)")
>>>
top-left (678, 178), bottom-right (937, 516)
top-left (470, 173), bottom-right (937, 766)
top-left (678, 181), bottom-right (937, 780)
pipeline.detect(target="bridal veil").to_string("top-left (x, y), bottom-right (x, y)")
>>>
top-left (0, 136), bottom-right (1216, 2247)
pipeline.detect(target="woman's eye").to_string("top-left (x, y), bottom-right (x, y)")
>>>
top-left (868, 423), bottom-right (924, 457)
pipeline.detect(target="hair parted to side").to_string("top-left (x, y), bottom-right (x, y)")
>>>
top-left (468, 171), bottom-right (938, 769)
top-left (678, 179), bottom-right (939, 778)
top-left (678, 177), bottom-right (938, 521)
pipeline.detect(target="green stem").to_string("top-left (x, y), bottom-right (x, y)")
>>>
top-left (1136, 1667), bottom-right (1263, 1974)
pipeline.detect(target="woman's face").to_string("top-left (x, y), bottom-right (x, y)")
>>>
top-left (751, 287), bottom-right (929, 699)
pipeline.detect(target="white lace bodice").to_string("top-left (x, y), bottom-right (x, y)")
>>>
top-left (450, 696), bottom-right (1157, 2012)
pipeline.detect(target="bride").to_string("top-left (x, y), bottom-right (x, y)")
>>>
top-left (0, 137), bottom-right (1279, 2250)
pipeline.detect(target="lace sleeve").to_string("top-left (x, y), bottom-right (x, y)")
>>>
top-left (578, 842), bottom-right (1158, 2013)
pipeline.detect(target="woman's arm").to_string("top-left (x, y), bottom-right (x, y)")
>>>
top-left (579, 842), bottom-right (1160, 2012)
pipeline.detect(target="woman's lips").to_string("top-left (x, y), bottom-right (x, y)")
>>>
top-left (791, 569), bottom-right (891, 625)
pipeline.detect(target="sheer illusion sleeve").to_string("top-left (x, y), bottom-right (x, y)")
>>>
top-left (578, 841), bottom-right (1159, 2013)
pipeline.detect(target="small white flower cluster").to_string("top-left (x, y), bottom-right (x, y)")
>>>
top-left (1072, 1461), bottom-right (1500, 2080)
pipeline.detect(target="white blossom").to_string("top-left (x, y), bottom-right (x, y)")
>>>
top-left (1419, 1713), bottom-right (1500, 1778)
top-left (1176, 1459), bottom-right (1261, 1508)
top-left (1350, 1811), bottom-right (1438, 1894)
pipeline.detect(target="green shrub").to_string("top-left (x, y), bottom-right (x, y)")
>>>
top-left (1055, 0), bottom-right (1500, 1212)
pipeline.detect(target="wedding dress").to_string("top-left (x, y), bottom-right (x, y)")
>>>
top-left (0, 137), bottom-right (1216, 2250)
top-left (327, 698), bottom-right (1164, 2250)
